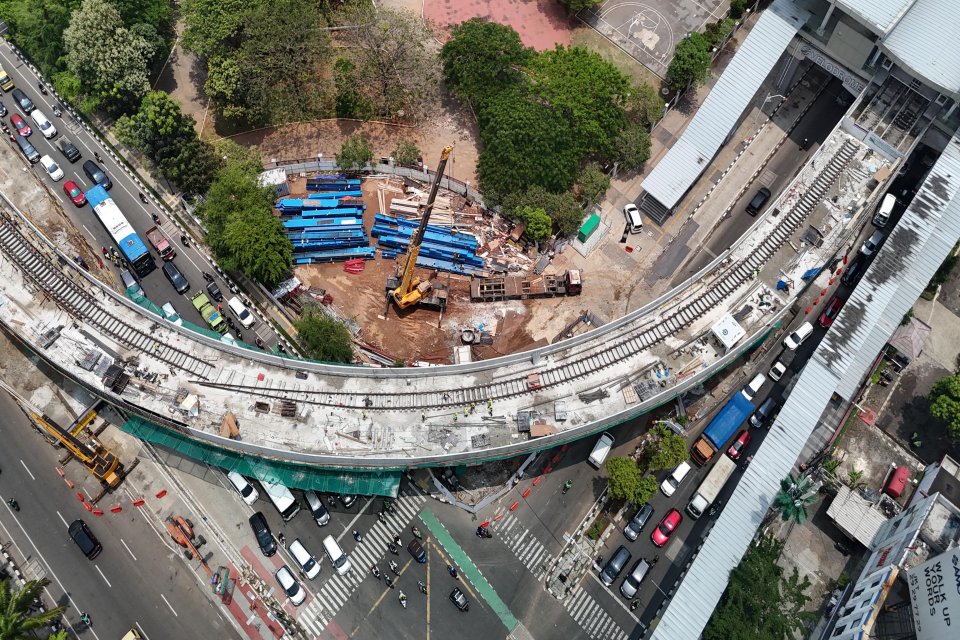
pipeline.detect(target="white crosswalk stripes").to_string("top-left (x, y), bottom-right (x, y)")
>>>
top-left (497, 513), bottom-right (549, 580)
top-left (299, 489), bottom-right (427, 628)
top-left (562, 588), bottom-right (630, 640)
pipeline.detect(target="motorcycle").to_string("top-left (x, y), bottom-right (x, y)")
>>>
top-left (384, 575), bottom-right (395, 589)
top-left (562, 480), bottom-right (572, 495)
top-left (411, 526), bottom-right (422, 540)
top-left (398, 592), bottom-right (407, 609)
top-left (476, 526), bottom-right (491, 539)
top-left (389, 560), bottom-right (400, 575)
top-left (180, 234), bottom-right (190, 247)
top-left (417, 581), bottom-right (427, 594)
top-left (37, 83), bottom-right (48, 95)
top-left (255, 337), bottom-right (265, 350)
top-left (202, 272), bottom-right (215, 282)
top-left (387, 543), bottom-right (398, 555)
top-left (53, 106), bottom-right (62, 117)
top-left (448, 564), bottom-right (458, 580)
top-left (152, 213), bottom-right (161, 224)
top-left (371, 565), bottom-right (381, 580)
top-left (6, 498), bottom-right (19, 511)
top-left (138, 192), bottom-right (148, 204)
top-left (353, 530), bottom-right (363, 542)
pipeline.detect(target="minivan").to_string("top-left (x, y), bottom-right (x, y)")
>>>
top-left (842, 256), bottom-right (865, 286)
top-left (68, 519), bottom-right (102, 560)
top-left (860, 230), bottom-right (885, 256)
top-left (82, 160), bottom-right (112, 190)
top-left (304, 490), bottom-right (330, 526)
top-left (248, 512), bottom-right (277, 557)
top-left (119, 269), bottom-right (143, 296)
top-left (31, 109), bottom-right (57, 139)
top-left (599, 545), bottom-right (631, 586)
top-left (783, 321), bottom-right (813, 351)
top-left (11, 88), bottom-right (34, 113)
top-left (619, 558), bottom-right (651, 598)
top-left (750, 397), bottom-right (779, 428)
top-left (740, 372), bottom-right (767, 401)
top-left (162, 261), bottom-right (190, 294)
top-left (587, 432), bottom-right (615, 469)
top-left (14, 133), bottom-right (40, 163)
top-left (227, 470), bottom-right (259, 506)
top-left (623, 504), bottom-right (654, 541)
top-left (227, 296), bottom-right (255, 329)
top-left (874, 193), bottom-right (896, 228)
top-left (746, 187), bottom-right (771, 215)
top-left (288, 538), bottom-right (321, 580)
top-left (322, 534), bottom-right (351, 576)
top-left (660, 461), bottom-right (691, 497)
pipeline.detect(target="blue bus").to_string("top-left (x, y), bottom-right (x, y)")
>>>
top-left (85, 186), bottom-right (155, 277)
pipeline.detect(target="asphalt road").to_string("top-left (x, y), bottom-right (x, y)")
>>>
top-left (0, 43), bottom-right (277, 349)
top-left (0, 392), bottom-right (240, 640)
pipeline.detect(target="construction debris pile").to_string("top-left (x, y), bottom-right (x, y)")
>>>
top-left (280, 176), bottom-right (375, 264)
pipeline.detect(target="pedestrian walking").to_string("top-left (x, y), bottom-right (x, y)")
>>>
top-left (278, 532), bottom-right (286, 546)
top-left (101, 246), bottom-right (108, 257)
top-left (217, 304), bottom-right (223, 313)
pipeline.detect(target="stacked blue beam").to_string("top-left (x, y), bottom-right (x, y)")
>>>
top-left (414, 256), bottom-right (486, 277)
top-left (287, 229), bottom-right (367, 241)
top-left (376, 234), bottom-right (484, 268)
top-left (371, 222), bottom-right (478, 252)
top-left (292, 246), bottom-right (376, 264)
top-left (283, 217), bottom-right (363, 230)
top-left (289, 237), bottom-right (369, 251)
top-left (306, 176), bottom-right (361, 191)
top-left (276, 200), bottom-right (365, 215)
top-left (372, 214), bottom-right (458, 238)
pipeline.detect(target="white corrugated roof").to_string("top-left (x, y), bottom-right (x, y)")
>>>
top-left (652, 133), bottom-right (960, 640)
top-left (837, 0), bottom-right (913, 34)
top-left (881, 0), bottom-right (960, 95)
top-left (639, 0), bottom-right (809, 211)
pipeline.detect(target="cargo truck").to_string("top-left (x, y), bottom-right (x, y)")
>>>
top-left (191, 292), bottom-right (227, 334)
top-left (689, 393), bottom-right (754, 466)
top-left (145, 226), bottom-right (176, 261)
top-left (686, 455), bottom-right (737, 519)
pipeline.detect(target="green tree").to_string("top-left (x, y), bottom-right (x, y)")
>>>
top-left (627, 83), bottom-right (664, 127)
top-left (502, 186), bottom-right (584, 237)
top-left (605, 456), bottom-right (641, 504)
top-left (577, 163), bottom-right (611, 205)
top-left (773, 474), bottom-right (817, 524)
top-left (847, 468), bottom-right (865, 489)
top-left (181, 0), bottom-right (251, 59)
top-left (665, 33), bottom-right (712, 92)
top-left (337, 135), bottom-right (373, 171)
top-left (614, 123), bottom-right (653, 172)
top-left (930, 374), bottom-right (960, 439)
top-left (703, 18), bottom-right (736, 49)
top-left (644, 425), bottom-right (690, 471)
top-left (0, 0), bottom-right (81, 75)
top-left (0, 578), bottom-right (65, 638)
top-left (334, 58), bottom-right (374, 120)
top-left (440, 18), bottom-right (532, 108)
top-left (199, 166), bottom-right (292, 286)
top-left (558, 0), bottom-right (603, 13)
top-left (295, 306), bottom-right (355, 363)
top-left (212, 138), bottom-right (264, 177)
top-left (730, 0), bottom-right (746, 19)
top-left (528, 45), bottom-right (630, 157)
top-left (705, 535), bottom-right (813, 640)
top-left (392, 141), bottom-right (421, 167)
top-left (62, 0), bottom-right (154, 115)
top-left (115, 91), bottom-right (221, 196)
top-left (515, 206), bottom-right (552, 241)
top-left (336, 5), bottom-right (440, 121)
top-left (635, 474), bottom-right (658, 506)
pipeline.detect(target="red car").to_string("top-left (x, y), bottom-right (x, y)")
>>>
top-left (727, 429), bottom-right (751, 460)
top-left (819, 295), bottom-right (846, 328)
top-left (63, 180), bottom-right (86, 206)
top-left (651, 508), bottom-right (682, 547)
top-left (11, 113), bottom-right (31, 136)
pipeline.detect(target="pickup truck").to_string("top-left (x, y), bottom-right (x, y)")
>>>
top-left (145, 226), bottom-right (175, 261)
top-left (191, 292), bottom-right (227, 334)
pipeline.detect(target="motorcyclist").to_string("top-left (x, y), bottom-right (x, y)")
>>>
top-left (389, 560), bottom-right (399, 574)
top-left (6, 498), bottom-right (18, 511)
top-left (448, 564), bottom-right (458, 579)
top-left (370, 565), bottom-right (381, 579)
top-left (352, 530), bottom-right (363, 542)
top-left (387, 542), bottom-right (398, 554)
top-left (411, 526), bottom-right (422, 539)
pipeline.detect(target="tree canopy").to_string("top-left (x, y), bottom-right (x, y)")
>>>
top-left (295, 306), bottom-right (355, 363)
top-left (0, 578), bottom-right (65, 639)
top-left (515, 206), bottom-right (552, 242)
top-left (644, 425), bottom-right (690, 471)
top-left (577, 163), bottom-right (611, 205)
top-left (705, 536), bottom-right (813, 640)
top-left (337, 135), bottom-right (373, 172)
top-left (929, 374), bottom-right (960, 440)
top-left (665, 32), bottom-right (713, 92)
top-left (502, 186), bottom-right (585, 237)
top-left (605, 456), bottom-right (642, 504)
top-left (440, 18), bottom-right (533, 108)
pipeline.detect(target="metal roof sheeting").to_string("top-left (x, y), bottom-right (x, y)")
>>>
top-left (652, 134), bottom-right (960, 640)
top-left (881, 0), bottom-right (960, 95)
top-left (837, 0), bottom-right (913, 34)
top-left (640, 0), bottom-right (809, 211)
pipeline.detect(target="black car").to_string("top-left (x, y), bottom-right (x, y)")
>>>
top-left (408, 539), bottom-right (427, 563)
top-left (82, 159), bottom-right (112, 190)
top-left (162, 261), bottom-right (190, 294)
top-left (450, 587), bottom-right (469, 612)
top-left (68, 519), bottom-right (102, 560)
top-left (57, 137), bottom-right (81, 163)
top-left (623, 504), bottom-right (654, 542)
top-left (746, 187), bottom-right (771, 216)
top-left (339, 494), bottom-right (356, 509)
top-left (0, 101), bottom-right (6, 118)
top-left (206, 280), bottom-right (223, 302)
top-left (841, 255), bottom-right (865, 286)
top-left (11, 88), bottom-right (34, 113)
top-left (249, 512), bottom-right (277, 557)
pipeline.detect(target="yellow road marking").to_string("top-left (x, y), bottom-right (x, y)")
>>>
top-left (431, 542), bottom-right (477, 600)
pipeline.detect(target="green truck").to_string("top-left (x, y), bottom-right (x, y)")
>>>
top-left (191, 292), bottom-right (227, 334)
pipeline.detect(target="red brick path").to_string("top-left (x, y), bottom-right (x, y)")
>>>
top-left (424, 0), bottom-right (573, 50)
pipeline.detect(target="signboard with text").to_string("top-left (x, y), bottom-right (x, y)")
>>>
top-left (907, 548), bottom-right (960, 639)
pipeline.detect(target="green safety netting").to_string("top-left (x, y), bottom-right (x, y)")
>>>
top-left (121, 416), bottom-right (402, 497)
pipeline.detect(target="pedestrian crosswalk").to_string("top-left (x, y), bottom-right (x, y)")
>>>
top-left (497, 512), bottom-right (550, 580)
top-left (296, 488), bottom-right (427, 632)
top-left (562, 587), bottom-right (630, 640)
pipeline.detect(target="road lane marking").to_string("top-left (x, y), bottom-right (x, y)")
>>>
top-left (160, 593), bottom-right (178, 616)
top-left (337, 497), bottom-right (373, 542)
top-left (56, 511), bottom-right (68, 527)
top-left (18, 459), bottom-right (35, 480)
top-left (419, 507), bottom-right (518, 631)
top-left (95, 565), bottom-right (112, 587)
top-left (121, 538), bottom-right (138, 561)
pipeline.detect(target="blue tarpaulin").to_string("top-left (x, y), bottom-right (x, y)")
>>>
top-left (801, 267), bottom-right (822, 280)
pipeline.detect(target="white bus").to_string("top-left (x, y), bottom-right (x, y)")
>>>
top-left (258, 479), bottom-right (301, 521)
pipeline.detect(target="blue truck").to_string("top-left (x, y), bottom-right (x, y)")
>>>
top-left (690, 393), bottom-right (755, 466)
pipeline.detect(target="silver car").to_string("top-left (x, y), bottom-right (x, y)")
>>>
top-left (620, 558), bottom-right (651, 598)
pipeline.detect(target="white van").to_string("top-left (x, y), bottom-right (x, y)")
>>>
top-left (259, 479), bottom-right (301, 521)
top-left (782, 321), bottom-right (813, 351)
top-left (874, 193), bottom-right (895, 228)
top-left (660, 461), bottom-right (691, 497)
top-left (587, 432), bottom-right (615, 468)
top-left (623, 203), bottom-right (643, 233)
top-left (322, 534), bottom-right (351, 576)
top-left (227, 296), bottom-right (255, 329)
top-left (740, 372), bottom-right (767, 402)
top-left (288, 538), bottom-right (321, 580)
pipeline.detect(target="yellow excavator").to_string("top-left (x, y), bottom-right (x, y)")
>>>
top-left (387, 145), bottom-right (453, 311)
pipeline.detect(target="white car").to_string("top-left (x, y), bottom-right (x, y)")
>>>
top-left (39, 155), bottom-right (63, 181)
top-left (161, 302), bottom-right (183, 327)
top-left (227, 296), bottom-right (255, 330)
top-left (31, 109), bottom-right (58, 139)
top-left (288, 538), bottom-right (321, 580)
top-left (623, 203), bottom-right (643, 233)
top-left (275, 566), bottom-right (306, 605)
top-left (769, 361), bottom-right (787, 381)
top-left (227, 471), bottom-right (259, 506)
